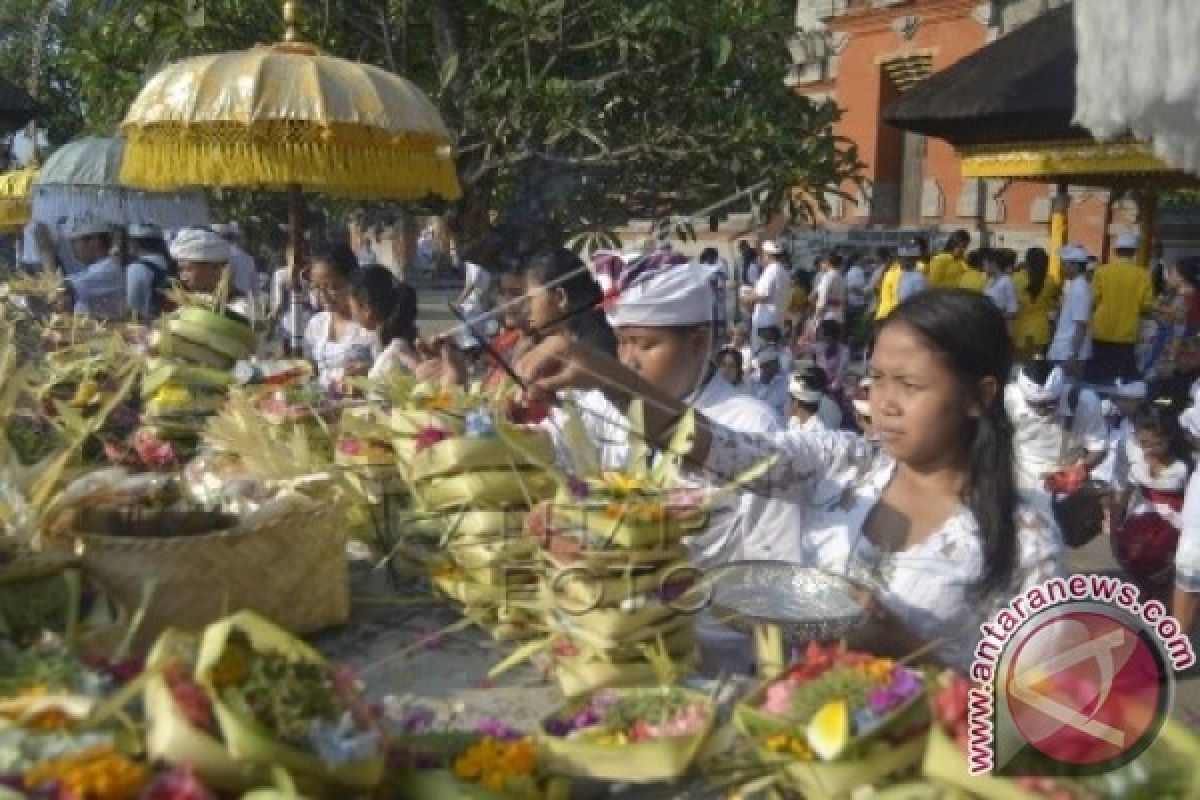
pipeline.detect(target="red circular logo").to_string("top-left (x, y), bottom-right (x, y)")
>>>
top-left (1003, 610), bottom-right (1167, 766)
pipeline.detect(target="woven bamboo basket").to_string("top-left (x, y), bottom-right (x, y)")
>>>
top-left (48, 495), bottom-right (348, 646)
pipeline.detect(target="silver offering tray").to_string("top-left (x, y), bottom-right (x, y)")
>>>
top-left (709, 561), bottom-right (869, 642)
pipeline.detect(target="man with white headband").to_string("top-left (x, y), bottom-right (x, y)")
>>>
top-left (1093, 378), bottom-right (1147, 486)
top-left (748, 345), bottom-right (788, 421)
top-left (1004, 360), bottom-right (1107, 507)
top-left (170, 227), bottom-right (251, 319)
top-left (530, 262), bottom-right (804, 567)
top-left (1047, 245), bottom-right (1093, 375)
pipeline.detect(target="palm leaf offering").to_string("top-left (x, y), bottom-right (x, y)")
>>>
top-left (391, 380), bottom-right (555, 642)
top-left (140, 304), bottom-right (256, 461)
top-left (145, 613), bottom-right (384, 793)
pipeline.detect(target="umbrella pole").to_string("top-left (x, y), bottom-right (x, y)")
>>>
top-left (288, 182), bottom-right (306, 355)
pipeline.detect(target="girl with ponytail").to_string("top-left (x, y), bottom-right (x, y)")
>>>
top-left (348, 265), bottom-right (421, 380)
top-left (514, 288), bottom-right (1064, 669)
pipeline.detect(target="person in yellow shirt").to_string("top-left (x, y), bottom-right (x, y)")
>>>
top-left (874, 260), bottom-right (901, 321)
top-left (1088, 232), bottom-right (1154, 383)
top-left (958, 249), bottom-right (988, 292)
top-left (927, 229), bottom-right (970, 289)
top-left (1012, 246), bottom-right (1059, 360)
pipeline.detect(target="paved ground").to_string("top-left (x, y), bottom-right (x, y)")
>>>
top-left (372, 277), bottom-right (1200, 728)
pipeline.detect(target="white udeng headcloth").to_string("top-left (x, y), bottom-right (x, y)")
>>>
top-left (1017, 365), bottom-right (1065, 405)
top-left (170, 228), bottom-right (230, 263)
top-left (611, 263), bottom-right (714, 328)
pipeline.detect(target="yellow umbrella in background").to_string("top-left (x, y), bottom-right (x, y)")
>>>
top-left (0, 166), bottom-right (36, 230)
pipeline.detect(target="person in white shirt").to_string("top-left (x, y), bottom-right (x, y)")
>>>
top-left (456, 260), bottom-right (493, 349)
top-left (983, 251), bottom-right (1019, 319)
top-left (1046, 245), bottom-right (1093, 375)
top-left (788, 372), bottom-right (827, 433)
top-left (347, 265), bottom-right (421, 381)
top-left (756, 324), bottom-right (792, 376)
top-left (1004, 360), bottom-right (1108, 512)
top-left (1111, 403), bottom-right (1190, 589)
top-left (844, 256), bottom-right (867, 312)
top-left (748, 346), bottom-right (789, 421)
top-left (729, 323), bottom-right (754, 380)
top-left (303, 242), bottom-right (375, 387)
top-left (744, 239), bottom-right (790, 350)
top-left (811, 254), bottom-right (846, 324)
top-left (895, 241), bottom-right (927, 303)
top-left (792, 364), bottom-right (843, 430)
top-left (1092, 379), bottom-right (1146, 486)
top-left (61, 220), bottom-right (125, 320)
top-left (270, 262), bottom-right (316, 355)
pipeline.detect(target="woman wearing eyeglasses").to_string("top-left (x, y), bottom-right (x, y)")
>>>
top-left (302, 242), bottom-right (375, 388)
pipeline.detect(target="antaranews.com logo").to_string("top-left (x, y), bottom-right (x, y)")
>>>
top-left (968, 574), bottom-right (1196, 776)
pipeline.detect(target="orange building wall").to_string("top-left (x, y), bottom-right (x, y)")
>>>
top-left (800, 0), bottom-right (1131, 257)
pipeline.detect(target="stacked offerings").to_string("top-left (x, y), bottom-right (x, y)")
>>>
top-left (528, 474), bottom-right (706, 697)
top-left (406, 389), bottom-right (557, 641)
top-left (143, 307), bottom-right (255, 453)
top-left (518, 402), bottom-right (709, 697)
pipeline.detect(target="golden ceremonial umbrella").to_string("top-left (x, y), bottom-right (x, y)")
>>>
top-left (118, 1), bottom-right (459, 221)
top-left (0, 166), bottom-right (36, 230)
top-left (118, 1), bottom-right (460, 347)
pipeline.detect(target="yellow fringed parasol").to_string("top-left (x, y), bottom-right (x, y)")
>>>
top-left (0, 166), bottom-right (36, 230)
top-left (118, 0), bottom-right (460, 348)
top-left (117, 3), bottom-right (459, 203)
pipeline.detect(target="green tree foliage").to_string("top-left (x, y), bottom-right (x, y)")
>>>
top-left (5, 0), bottom-right (860, 254)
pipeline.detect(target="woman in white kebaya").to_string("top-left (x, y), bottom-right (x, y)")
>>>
top-left (303, 243), bottom-right (375, 387)
top-left (516, 289), bottom-right (1064, 669)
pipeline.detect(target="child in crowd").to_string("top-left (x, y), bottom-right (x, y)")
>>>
top-left (1112, 402), bottom-right (1192, 591)
top-left (347, 266), bottom-right (420, 380)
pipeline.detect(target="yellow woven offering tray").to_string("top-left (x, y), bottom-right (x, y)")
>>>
top-left (536, 687), bottom-right (715, 783)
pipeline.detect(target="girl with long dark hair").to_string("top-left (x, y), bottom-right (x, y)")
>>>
top-left (514, 288), bottom-right (1064, 668)
top-left (348, 265), bottom-right (420, 379)
top-left (524, 247), bottom-right (617, 355)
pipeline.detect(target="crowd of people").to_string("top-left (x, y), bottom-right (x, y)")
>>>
top-left (19, 217), bottom-right (1200, 666)
top-left (713, 231), bottom-right (1200, 641)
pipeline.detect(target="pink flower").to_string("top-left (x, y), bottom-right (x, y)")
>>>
top-left (139, 766), bottom-right (216, 800)
top-left (134, 430), bottom-right (178, 469)
top-left (337, 438), bottom-right (363, 456)
top-left (762, 681), bottom-right (793, 716)
top-left (414, 427), bottom-right (451, 453)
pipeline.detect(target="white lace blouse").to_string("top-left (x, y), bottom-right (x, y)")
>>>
top-left (701, 426), bottom-right (1065, 669)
